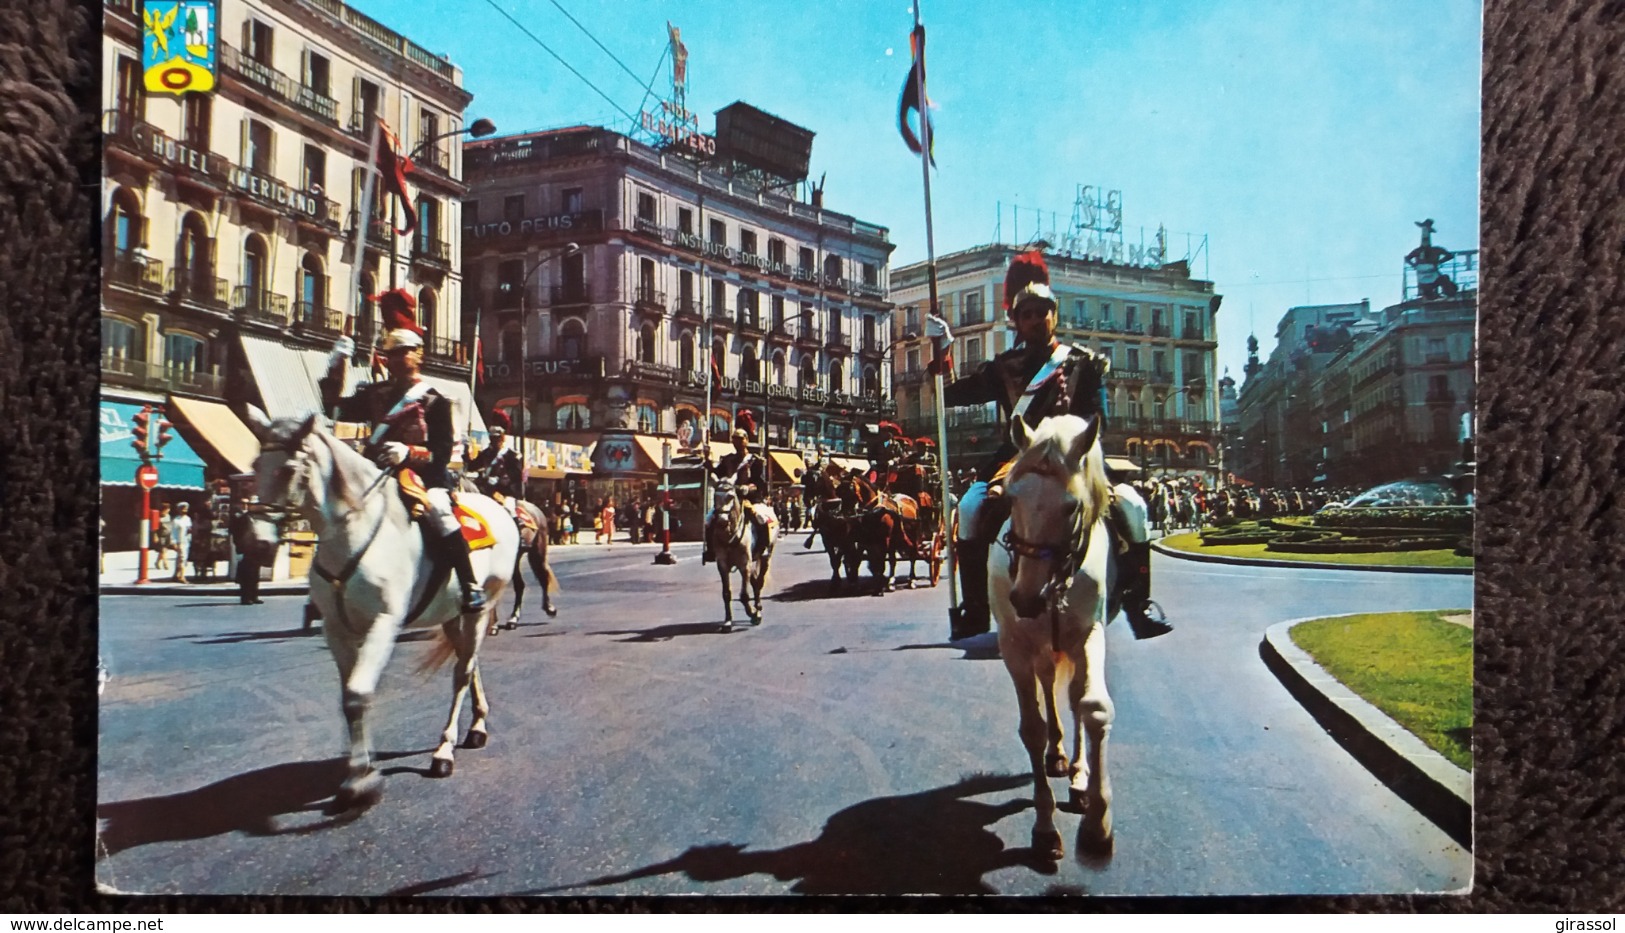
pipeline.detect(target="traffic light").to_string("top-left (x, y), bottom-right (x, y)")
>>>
top-left (157, 418), bottom-right (174, 451)
top-left (130, 406), bottom-right (151, 455)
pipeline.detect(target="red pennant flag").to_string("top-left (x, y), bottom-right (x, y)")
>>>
top-left (376, 119), bottom-right (418, 235)
top-left (927, 335), bottom-right (953, 376)
top-left (898, 25), bottom-right (935, 167)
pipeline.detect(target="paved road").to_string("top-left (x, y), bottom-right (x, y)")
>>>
top-left (96, 539), bottom-right (1472, 897)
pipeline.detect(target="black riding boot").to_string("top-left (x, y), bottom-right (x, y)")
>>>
top-left (440, 530), bottom-right (488, 613)
top-left (950, 539), bottom-right (991, 641)
top-left (1120, 542), bottom-right (1171, 640)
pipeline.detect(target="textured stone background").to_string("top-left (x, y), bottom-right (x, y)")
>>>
top-left (2, 0), bottom-right (1620, 913)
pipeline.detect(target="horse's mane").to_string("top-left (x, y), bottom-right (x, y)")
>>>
top-left (1009, 416), bottom-right (1111, 534)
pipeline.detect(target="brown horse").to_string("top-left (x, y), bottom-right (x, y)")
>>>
top-left (804, 463), bottom-right (863, 585)
top-left (491, 498), bottom-right (557, 634)
top-left (841, 473), bottom-right (925, 592)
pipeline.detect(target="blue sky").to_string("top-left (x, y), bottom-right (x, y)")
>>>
top-left (351, 0), bottom-right (1482, 381)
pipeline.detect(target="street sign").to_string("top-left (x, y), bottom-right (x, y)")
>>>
top-left (137, 464), bottom-right (158, 489)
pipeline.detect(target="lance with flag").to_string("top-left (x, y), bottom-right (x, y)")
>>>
top-left (899, 3), bottom-right (958, 628)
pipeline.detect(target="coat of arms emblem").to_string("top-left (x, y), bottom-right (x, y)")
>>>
top-left (142, 0), bottom-right (217, 96)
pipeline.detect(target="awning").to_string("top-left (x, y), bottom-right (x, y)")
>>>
top-left (1105, 457), bottom-right (1143, 476)
top-left (632, 435), bottom-right (670, 472)
top-left (768, 451), bottom-right (807, 483)
top-left (240, 334), bottom-right (326, 419)
top-left (167, 396), bottom-right (259, 474)
top-left (100, 400), bottom-right (207, 489)
top-left (592, 433), bottom-right (668, 474)
top-left (828, 455), bottom-right (870, 474)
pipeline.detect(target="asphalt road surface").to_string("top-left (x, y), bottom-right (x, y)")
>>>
top-left (96, 538), bottom-right (1472, 897)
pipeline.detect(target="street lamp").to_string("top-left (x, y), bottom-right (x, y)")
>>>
top-left (654, 439), bottom-right (676, 565)
top-left (516, 241), bottom-right (581, 447)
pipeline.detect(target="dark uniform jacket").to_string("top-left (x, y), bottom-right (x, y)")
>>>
top-left (468, 442), bottom-right (525, 500)
top-left (943, 340), bottom-right (1109, 483)
top-left (710, 449), bottom-right (767, 493)
top-left (320, 369), bottom-right (457, 489)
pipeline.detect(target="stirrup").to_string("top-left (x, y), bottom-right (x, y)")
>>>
top-left (1124, 600), bottom-right (1171, 640)
top-left (461, 585), bottom-right (488, 613)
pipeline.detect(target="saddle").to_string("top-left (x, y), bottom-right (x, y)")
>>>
top-left (397, 468), bottom-right (499, 551)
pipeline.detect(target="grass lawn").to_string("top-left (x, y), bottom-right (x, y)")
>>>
top-left (1159, 531), bottom-right (1474, 569)
top-left (1290, 611), bottom-right (1473, 771)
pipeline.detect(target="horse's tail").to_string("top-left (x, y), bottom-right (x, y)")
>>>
top-left (415, 629), bottom-right (458, 676)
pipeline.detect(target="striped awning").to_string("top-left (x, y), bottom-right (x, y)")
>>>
top-left (239, 335), bottom-right (327, 420)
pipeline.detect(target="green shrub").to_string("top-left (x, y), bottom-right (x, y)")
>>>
top-left (1313, 507), bottom-right (1473, 533)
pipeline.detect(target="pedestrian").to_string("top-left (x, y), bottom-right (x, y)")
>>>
top-left (600, 497), bottom-right (616, 547)
top-left (153, 500), bottom-right (171, 570)
top-left (231, 508), bottom-right (265, 605)
top-left (170, 502), bottom-right (193, 584)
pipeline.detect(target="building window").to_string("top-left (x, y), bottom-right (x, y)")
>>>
top-left (1153, 350), bottom-right (1166, 376)
top-left (636, 191), bottom-right (656, 222)
top-left (245, 18), bottom-right (273, 65)
top-left (242, 235), bottom-right (270, 305)
top-left (504, 194), bottom-right (525, 223)
top-left (176, 212), bottom-right (212, 283)
top-left (862, 365), bottom-right (880, 396)
top-left (1126, 348), bottom-right (1140, 372)
top-left (906, 348), bottom-right (920, 372)
top-left (244, 119), bottom-right (273, 174)
top-left (771, 295), bottom-right (786, 331)
top-left (771, 350), bottom-right (787, 385)
top-left (679, 333), bottom-right (695, 372)
top-left (496, 259), bottom-right (524, 309)
top-left (768, 238), bottom-right (786, 266)
top-left (966, 336), bottom-right (983, 365)
top-left (556, 402), bottom-right (590, 430)
top-left (353, 77), bottom-right (380, 129)
top-left (824, 253), bottom-right (844, 283)
top-left (418, 288), bottom-right (437, 347)
top-left (102, 318), bottom-right (142, 361)
top-left (1073, 298), bottom-right (1088, 327)
top-left (557, 319), bottom-right (586, 359)
top-left (303, 145), bottom-right (326, 194)
top-left (563, 187), bottom-right (583, 214)
top-left (416, 196), bottom-right (440, 251)
top-left (862, 262), bottom-right (879, 286)
top-left (740, 228), bottom-right (757, 256)
top-left (904, 306), bottom-right (919, 334)
top-left (740, 346), bottom-right (758, 382)
top-left (961, 290), bottom-right (984, 326)
top-left (1184, 352), bottom-right (1202, 380)
top-left (1125, 305), bottom-right (1140, 332)
top-left (636, 403), bottom-right (659, 433)
top-left (163, 332), bottom-right (207, 377)
top-left (638, 323), bottom-right (656, 364)
top-left (679, 269), bottom-right (695, 308)
top-left (1100, 302), bottom-right (1113, 325)
top-left (298, 253), bottom-right (326, 318)
top-left (800, 356), bottom-right (818, 388)
top-left (107, 189), bottom-right (142, 255)
top-left (672, 206), bottom-right (692, 235)
top-left (710, 278), bottom-right (726, 317)
top-left (709, 218), bottom-right (726, 244)
top-left (1100, 344), bottom-right (1114, 367)
top-left (305, 51), bottom-right (331, 98)
top-left (181, 94), bottom-right (210, 149)
top-left (638, 257), bottom-right (656, 301)
top-left (1185, 309), bottom-right (1200, 338)
top-left (829, 360), bottom-right (843, 391)
top-left (115, 56), bottom-right (144, 121)
top-left (799, 246), bottom-right (815, 273)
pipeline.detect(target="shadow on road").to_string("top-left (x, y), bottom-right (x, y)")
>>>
top-left (523, 773), bottom-right (1061, 895)
top-left (386, 870), bottom-right (504, 897)
top-left (767, 578), bottom-right (884, 602)
top-left (97, 758), bottom-right (352, 858)
top-left (595, 622), bottom-right (736, 642)
top-left (182, 628), bottom-right (324, 645)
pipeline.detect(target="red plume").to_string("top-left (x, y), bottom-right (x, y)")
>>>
top-left (735, 409), bottom-right (758, 437)
top-left (877, 420), bottom-right (904, 437)
top-left (1003, 250), bottom-right (1051, 312)
top-left (370, 289), bottom-right (421, 335)
top-left (488, 409), bottom-right (512, 432)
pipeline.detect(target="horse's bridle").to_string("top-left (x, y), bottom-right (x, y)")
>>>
top-left (1000, 491), bottom-right (1093, 652)
top-left (712, 481), bottom-right (748, 545)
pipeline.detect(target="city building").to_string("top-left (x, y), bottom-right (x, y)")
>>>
top-left (463, 115), bottom-right (897, 506)
top-left (101, 0), bottom-right (480, 548)
top-left (889, 245), bottom-right (1223, 485)
top-left (1234, 229), bottom-right (1478, 489)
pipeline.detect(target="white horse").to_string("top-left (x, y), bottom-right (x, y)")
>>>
top-left (707, 480), bottom-right (777, 632)
top-left (241, 408), bottom-right (518, 812)
top-left (989, 414), bottom-right (1117, 861)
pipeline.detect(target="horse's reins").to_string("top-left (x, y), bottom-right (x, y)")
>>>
top-left (1000, 495), bottom-right (1092, 655)
top-left (262, 434), bottom-right (395, 634)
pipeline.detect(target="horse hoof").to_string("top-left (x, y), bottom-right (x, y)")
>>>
top-left (463, 730), bottom-right (488, 749)
top-left (428, 757), bottom-right (454, 778)
top-left (331, 772), bottom-right (383, 813)
top-left (1032, 828), bottom-right (1064, 862)
top-left (720, 621), bottom-right (734, 633)
top-left (544, 606), bottom-right (558, 618)
top-left (1046, 754), bottom-right (1071, 778)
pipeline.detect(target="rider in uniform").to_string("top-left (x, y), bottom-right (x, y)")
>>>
top-left (468, 410), bottom-right (526, 518)
top-left (940, 250), bottom-right (1170, 642)
top-left (702, 411), bottom-right (770, 563)
top-left (320, 290), bottom-right (486, 613)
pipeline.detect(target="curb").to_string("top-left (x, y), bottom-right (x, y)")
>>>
top-left (1260, 615), bottom-right (1471, 848)
top-left (1152, 539), bottom-right (1473, 575)
top-left (101, 583), bottom-right (310, 597)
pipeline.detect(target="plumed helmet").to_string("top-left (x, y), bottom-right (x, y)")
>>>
top-left (488, 409), bottom-right (512, 434)
top-left (877, 420), bottom-right (904, 438)
top-left (373, 289), bottom-right (423, 350)
top-left (1003, 250), bottom-right (1057, 317)
top-left (735, 408), bottom-right (758, 437)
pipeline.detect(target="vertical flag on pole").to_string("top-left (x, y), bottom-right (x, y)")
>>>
top-left (898, 25), bottom-right (935, 167)
top-left (376, 120), bottom-right (418, 235)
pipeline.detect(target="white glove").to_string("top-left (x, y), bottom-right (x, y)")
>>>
top-left (328, 335), bottom-right (356, 367)
top-left (375, 442), bottom-right (409, 468)
top-left (925, 313), bottom-right (953, 340)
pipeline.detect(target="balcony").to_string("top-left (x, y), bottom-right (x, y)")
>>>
top-left (859, 337), bottom-right (884, 358)
top-left (736, 309), bottom-right (765, 336)
top-left (414, 142), bottom-right (452, 178)
top-left (292, 302), bottom-right (345, 336)
top-left (106, 250), bottom-right (166, 295)
top-left (549, 284), bottom-right (591, 307)
top-left (426, 336), bottom-right (471, 364)
top-left (346, 210), bottom-right (391, 249)
top-left (101, 355), bottom-right (225, 399)
top-left (826, 333), bottom-right (852, 354)
top-left (708, 306), bottom-right (734, 332)
top-left (167, 267), bottom-right (230, 308)
top-left (897, 369), bottom-right (931, 387)
top-left (1150, 324), bottom-right (1172, 338)
top-left (795, 323), bottom-right (822, 348)
top-left (767, 320), bottom-right (794, 344)
top-left (412, 234), bottom-right (452, 270)
top-left (233, 286), bottom-right (290, 326)
top-left (633, 287), bottom-right (667, 321)
top-left (798, 385), bottom-right (829, 405)
top-left (1114, 368), bottom-right (1148, 384)
top-left (1181, 327), bottom-right (1206, 341)
top-left (219, 43), bottom-right (339, 125)
top-left (673, 298), bottom-right (703, 324)
top-left (627, 360), bottom-right (679, 383)
top-left (1148, 370), bottom-right (1174, 385)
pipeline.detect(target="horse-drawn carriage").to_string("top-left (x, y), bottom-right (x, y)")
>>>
top-left (805, 431), bottom-right (951, 590)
